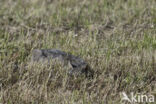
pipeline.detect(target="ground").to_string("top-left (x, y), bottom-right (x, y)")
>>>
top-left (0, 0), bottom-right (156, 103)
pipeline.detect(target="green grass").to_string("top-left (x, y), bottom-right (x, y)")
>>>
top-left (0, 0), bottom-right (156, 103)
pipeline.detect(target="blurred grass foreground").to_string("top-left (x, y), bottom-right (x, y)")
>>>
top-left (0, 0), bottom-right (156, 103)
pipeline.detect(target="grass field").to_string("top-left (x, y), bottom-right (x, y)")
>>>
top-left (0, 0), bottom-right (156, 103)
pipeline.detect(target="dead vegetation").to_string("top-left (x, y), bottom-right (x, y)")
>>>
top-left (0, 0), bottom-right (156, 103)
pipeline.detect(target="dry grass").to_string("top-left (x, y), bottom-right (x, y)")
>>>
top-left (0, 0), bottom-right (156, 103)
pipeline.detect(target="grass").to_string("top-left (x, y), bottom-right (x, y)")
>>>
top-left (0, 0), bottom-right (156, 103)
